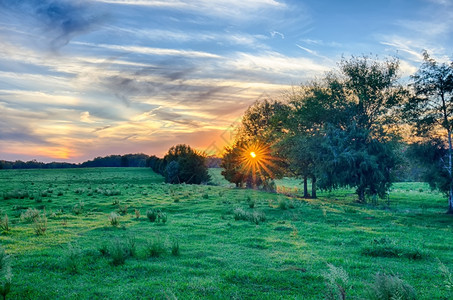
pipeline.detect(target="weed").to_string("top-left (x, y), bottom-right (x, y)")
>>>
top-left (233, 207), bottom-right (248, 221)
top-left (233, 208), bottom-right (266, 224)
top-left (33, 213), bottom-right (47, 235)
top-left (365, 272), bottom-right (416, 300)
top-left (322, 264), bottom-right (349, 300)
top-left (134, 209), bottom-right (140, 219)
top-left (202, 193), bottom-right (209, 199)
top-left (250, 211), bottom-right (266, 224)
top-left (112, 199), bottom-right (120, 206)
top-left (361, 239), bottom-right (424, 260)
top-left (74, 188), bottom-right (85, 194)
top-left (57, 191), bottom-right (64, 196)
top-left (109, 212), bottom-right (120, 227)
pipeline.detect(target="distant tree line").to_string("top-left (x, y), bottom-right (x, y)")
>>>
top-left (0, 153), bottom-right (150, 169)
top-left (222, 52), bottom-right (453, 212)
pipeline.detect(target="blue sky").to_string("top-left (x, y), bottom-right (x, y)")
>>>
top-left (0, 0), bottom-right (452, 162)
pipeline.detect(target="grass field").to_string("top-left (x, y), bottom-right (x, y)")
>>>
top-left (0, 167), bottom-right (452, 299)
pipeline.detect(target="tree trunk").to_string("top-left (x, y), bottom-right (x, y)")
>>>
top-left (303, 176), bottom-right (309, 198)
top-left (311, 176), bottom-right (317, 198)
top-left (448, 129), bottom-right (453, 214)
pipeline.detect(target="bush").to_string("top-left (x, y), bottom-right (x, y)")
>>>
top-left (0, 247), bottom-right (12, 300)
top-left (117, 204), bottom-right (128, 215)
top-left (323, 264), bottom-right (349, 300)
top-left (72, 201), bottom-right (85, 215)
top-left (366, 272), bottom-right (416, 300)
top-left (109, 212), bottom-right (120, 227)
top-left (163, 144), bottom-right (211, 184)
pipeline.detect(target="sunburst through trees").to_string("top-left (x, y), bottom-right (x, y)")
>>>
top-left (221, 140), bottom-right (285, 190)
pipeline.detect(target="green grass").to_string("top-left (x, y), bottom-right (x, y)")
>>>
top-left (0, 167), bottom-right (452, 299)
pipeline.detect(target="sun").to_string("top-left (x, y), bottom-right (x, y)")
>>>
top-left (237, 141), bottom-right (281, 186)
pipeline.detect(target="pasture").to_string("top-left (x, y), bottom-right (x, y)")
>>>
top-left (0, 167), bottom-right (452, 299)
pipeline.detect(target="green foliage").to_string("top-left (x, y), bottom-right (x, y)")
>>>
top-left (146, 209), bottom-right (158, 222)
top-left (163, 144), bottom-right (211, 184)
top-left (365, 272), bottom-right (416, 300)
top-left (439, 261), bottom-right (453, 291)
top-left (361, 238), bottom-right (424, 260)
top-left (322, 264), bottom-right (349, 300)
top-left (0, 214), bottom-right (10, 233)
top-left (171, 239), bottom-right (180, 256)
top-left (64, 243), bottom-right (83, 274)
top-left (233, 207), bottom-right (266, 224)
top-left (20, 208), bottom-right (39, 223)
top-left (109, 212), bottom-right (120, 227)
top-left (146, 236), bottom-right (166, 258)
top-left (33, 213), bottom-right (47, 235)
top-left (0, 247), bottom-right (12, 300)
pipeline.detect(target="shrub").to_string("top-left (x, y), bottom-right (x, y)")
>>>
top-left (0, 247), bottom-right (12, 300)
top-left (323, 264), bottom-right (349, 300)
top-left (233, 207), bottom-right (248, 221)
top-left (20, 208), bottom-right (40, 223)
top-left (146, 209), bottom-right (158, 222)
top-left (33, 213), bottom-right (47, 235)
top-left (109, 212), bottom-right (120, 227)
top-left (0, 214), bottom-right (10, 233)
top-left (248, 198), bottom-right (256, 208)
top-left (365, 272), bottom-right (416, 300)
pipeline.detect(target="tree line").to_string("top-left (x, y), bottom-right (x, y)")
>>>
top-left (221, 53), bottom-right (453, 212)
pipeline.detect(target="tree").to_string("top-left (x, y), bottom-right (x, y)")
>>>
top-left (403, 52), bottom-right (453, 212)
top-left (314, 56), bottom-right (405, 202)
top-left (163, 144), bottom-right (210, 184)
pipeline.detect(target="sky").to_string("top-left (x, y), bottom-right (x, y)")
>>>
top-left (0, 0), bottom-right (452, 162)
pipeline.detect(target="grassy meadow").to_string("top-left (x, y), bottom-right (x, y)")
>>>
top-left (0, 167), bottom-right (453, 299)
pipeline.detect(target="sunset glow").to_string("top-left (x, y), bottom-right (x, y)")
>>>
top-left (0, 0), bottom-right (451, 162)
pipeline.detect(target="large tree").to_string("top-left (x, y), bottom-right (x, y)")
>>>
top-left (403, 52), bottom-right (453, 212)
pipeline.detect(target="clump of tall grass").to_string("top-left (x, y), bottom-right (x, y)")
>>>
top-left (361, 238), bottom-right (424, 260)
top-left (146, 209), bottom-right (158, 222)
top-left (0, 246), bottom-right (12, 300)
top-left (146, 235), bottom-right (166, 258)
top-left (33, 213), bottom-right (47, 235)
top-left (72, 201), bottom-right (85, 215)
top-left (0, 214), bottom-right (10, 233)
top-left (233, 207), bottom-right (266, 224)
top-left (64, 243), bottom-right (83, 274)
top-left (109, 212), bottom-right (120, 227)
top-left (117, 204), bottom-right (128, 215)
top-left (134, 209), bottom-right (140, 219)
top-left (2, 190), bottom-right (28, 200)
top-left (322, 264), bottom-right (350, 300)
top-left (365, 272), bottom-right (416, 300)
top-left (171, 239), bottom-right (180, 256)
top-left (438, 260), bottom-right (453, 291)
top-left (20, 208), bottom-right (40, 223)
